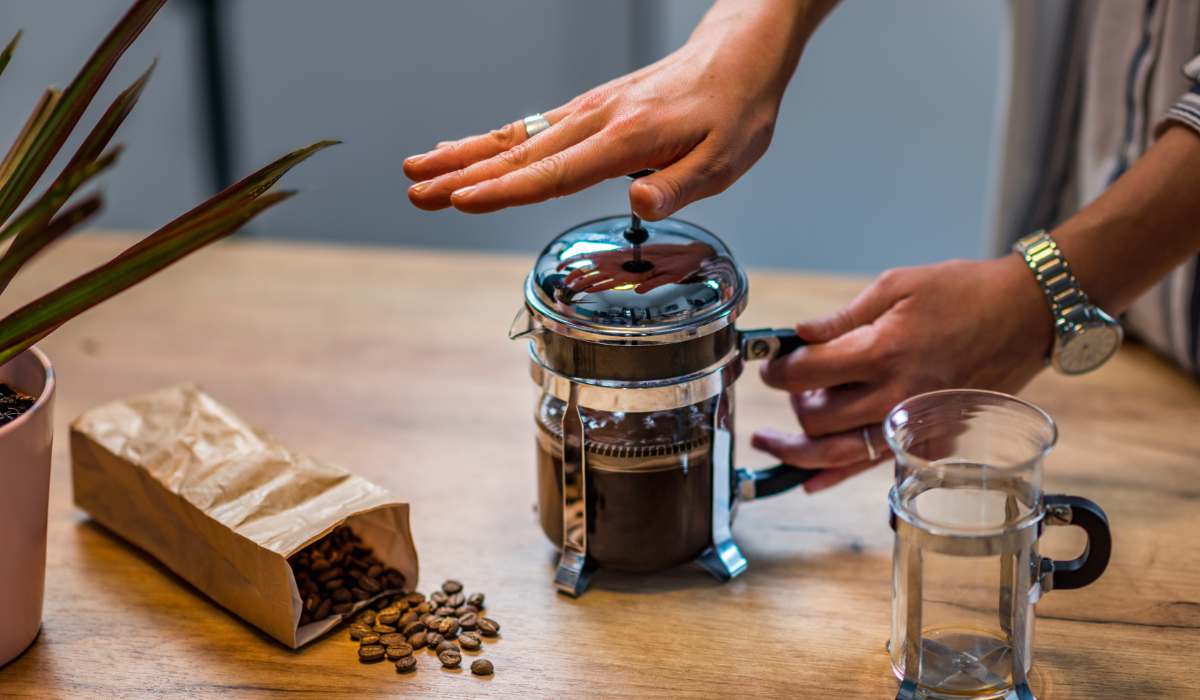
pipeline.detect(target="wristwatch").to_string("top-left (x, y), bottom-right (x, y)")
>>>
top-left (1013, 231), bottom-right (1123, 375)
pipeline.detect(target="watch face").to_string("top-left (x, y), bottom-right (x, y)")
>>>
top-left (1059, 323), bottom-right (1122, 374)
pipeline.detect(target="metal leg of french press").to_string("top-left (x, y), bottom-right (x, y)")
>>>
top-left (554, 383), bottom-right (595, 597)
top-left (896, 544), bottom-right (923, 700)
top-left (1009, 538), bottom-right (1036, 700)
top-left (695, 390), bottom-right (748, 581)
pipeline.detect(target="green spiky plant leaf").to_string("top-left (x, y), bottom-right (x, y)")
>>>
top-left (0, 0), bottom-right (334, 366)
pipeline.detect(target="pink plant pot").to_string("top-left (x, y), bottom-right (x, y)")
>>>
top-left (0, 347), bottom-right (55, 667)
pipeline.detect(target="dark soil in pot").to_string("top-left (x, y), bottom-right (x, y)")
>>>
top-left (0, 383), bottom-right (35, 427)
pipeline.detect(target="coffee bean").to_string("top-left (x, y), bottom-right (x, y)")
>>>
top-left (377, 611), bottom-right (399, 626)
top-left (446, 593), bottom-right (466, 609)
top-left (437, 618), bottom-right (459, 638)
top-left (356, 610), bottom-right (376, 625)
top-left (304, 593), bottom-right (320, 612)
top-left (421, 614), bottom-right (440, 629)
top-left (425, 631), bottom-right (444, 648)
top-left (394, 655), bottom-right (417, 673)
top-left (373, 623), bottom-right (396, 634)
top-left (430, 591), bottom-right (448, 606)
top-left (351, 587), bottom-right (370, 602)
top-left (435, 606), bottom-right (456, 617)
top-left (458, 613), bottom-right (478, 630)
top-left (358, 644), bottom-right (385, 663)
top-left (458, 633), bottom-right (481, 651)
top-left (408, 631), bottom-right (427, 649)
top-left (415, 602), bottom-right (434, 615)
top-left (360, 575), bottom-right (382, 594)
top-left (471, 659), bottom-right (494, 676)
top-left (454, 605), bottom-right (478, 617)
top-left (402, 621), bottom-right (425, 636)
top-left (386, 644), bottom-right (413, 660)
top-left (436, 639), bottom-right (457, 654)
top-left (477, 618), bottom-right (500, 637)
top-left (332, 602), bottom-right (354, 614)
top-left (379, 633), bottom-right (406, 647)
top-left (332, 588), bottom-right (352, 603)
top-left (438, 648), bottom-right (462, 668)
top-left (316, 568), bottom-right (341, 583)
top-left (367, 564), bottom-right (384, 578)
top-left (372, 597), bottom-right (391, 611)
top-left (404, 592), bottom-right (425, 606)
top-left (349, 623), bottom-right (372, 640)
top-left (399, 611), bottom-right (419, 626)
top-left (310, 558), bottom-right (331, 572)
top-left (384, 571), bottom-right (406, 589)
top-left (442, 579), bottom-right (463, 594)
top-left (323, 578), bottom-right (345, 592)
top-left (359, 633), bottom-right (380, 646)
top-left (467, 593), bottom-right (485, 609)
top-left (315, 598), bottom-right (332, 620)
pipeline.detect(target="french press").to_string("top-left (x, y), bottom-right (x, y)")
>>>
top-left (510, 210), bottom-right (819, 597)
top-left (885, 390), bottom-right (1112, 700)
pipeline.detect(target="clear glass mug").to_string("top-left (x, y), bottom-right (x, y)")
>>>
top-left (884, 390), bottom-right (1112, 700)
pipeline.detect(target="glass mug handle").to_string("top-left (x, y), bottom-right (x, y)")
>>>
top-left (1042, 494), bottom-right (1113, 590)
top-left (737, 328), bottom-right (821, 498)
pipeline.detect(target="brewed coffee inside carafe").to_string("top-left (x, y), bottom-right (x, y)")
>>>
top-left (534, 394), bottom-right (721, 571)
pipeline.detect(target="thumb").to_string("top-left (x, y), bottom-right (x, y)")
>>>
top-left (795, 272), bottom-right (900, 343)
top-left (628, 140), bottom-right (732, 220)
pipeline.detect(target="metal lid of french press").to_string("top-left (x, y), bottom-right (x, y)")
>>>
top-left (525, 212), bottom-right (747, 344)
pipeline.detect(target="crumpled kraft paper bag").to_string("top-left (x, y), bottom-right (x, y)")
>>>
top-left (69, 384), bottom-right (418, 648)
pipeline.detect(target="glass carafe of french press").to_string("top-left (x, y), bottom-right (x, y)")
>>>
top-left (885, 390), bottom-right (1112, 700)
top-left (512, 212), bottom-right (820, 596)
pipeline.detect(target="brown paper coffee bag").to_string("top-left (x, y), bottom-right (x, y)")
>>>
top-left (70, 384), bottom-right (417, 648)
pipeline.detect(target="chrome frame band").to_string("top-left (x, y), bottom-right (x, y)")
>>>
top-left (528, 345), bottom-right (744, 412)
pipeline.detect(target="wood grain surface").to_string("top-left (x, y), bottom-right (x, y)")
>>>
top-left (0, 233), bottom-right (1197, 698)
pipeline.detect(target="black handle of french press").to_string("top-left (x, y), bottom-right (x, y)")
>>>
top-left (738, 328), bottom-right (817, 498)
top-left (743, 464), bottom-right (823, 498)
top-left (1043, 494), bottom-right (1112, 591)
top-left (774, 329), bottom-right (806, 357)
top-left (740, 327), bottom-right (807, 362)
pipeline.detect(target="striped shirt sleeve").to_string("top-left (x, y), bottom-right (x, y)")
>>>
top-left (1158, 54), bottom-right (1200, 135)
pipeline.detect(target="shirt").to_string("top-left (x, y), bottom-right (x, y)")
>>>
top-left (992, 0), bottom-right (1200, 375)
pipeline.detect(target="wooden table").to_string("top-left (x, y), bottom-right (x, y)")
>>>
top-left (0, 233), bottom-right (1197, 698)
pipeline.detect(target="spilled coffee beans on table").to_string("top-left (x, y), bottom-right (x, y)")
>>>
top-left (289, 526), bottom-right (407, 626)
top-left (348, 578), bottom-right (498, 680)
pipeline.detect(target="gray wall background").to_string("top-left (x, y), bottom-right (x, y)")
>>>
top-left (0, 1), bottom-right (1007, 274)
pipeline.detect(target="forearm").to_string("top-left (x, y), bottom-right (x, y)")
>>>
top-left (689, 0), bottom-right (839, 105)
top-left (1051, 125), bottom-right (1200, 314)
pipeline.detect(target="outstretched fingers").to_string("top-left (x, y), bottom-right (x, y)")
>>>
top-left (403, 106), bottom-right (572, 183)
top-left (448, 129), bottom-right (650, 213)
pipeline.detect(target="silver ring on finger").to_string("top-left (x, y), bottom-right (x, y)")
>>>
top-left (523, 113), bottom-right (551, 138)
top-left (862, 426), bottom-right (879, 462)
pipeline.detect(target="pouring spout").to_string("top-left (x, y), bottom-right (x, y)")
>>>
top-left (508, 306), bottom-right (541, 340)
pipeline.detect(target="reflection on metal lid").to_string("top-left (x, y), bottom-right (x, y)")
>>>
top-left (526, 215), bottom-right (747, 341)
